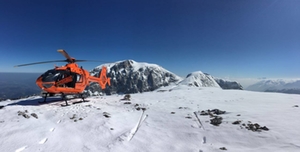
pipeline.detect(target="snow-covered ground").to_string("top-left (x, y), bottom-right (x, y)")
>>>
top-left (0, 86), bottom-right (299, 152)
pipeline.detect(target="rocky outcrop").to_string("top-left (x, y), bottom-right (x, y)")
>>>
top-left (214, 78), bottom-right (243, 90)
top-left (88, 60), bottom-right (182, 95)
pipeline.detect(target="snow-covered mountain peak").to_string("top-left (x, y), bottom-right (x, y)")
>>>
top-left (186, 71), bottom-right (205, 77)
top-left (89, 60), bottom-right (182, 94)
top-left (179, 71), bottom-right (220, 88)
top-left (93, 60), bottom-right (172, 76)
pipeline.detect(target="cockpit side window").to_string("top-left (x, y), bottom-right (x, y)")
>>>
top-left (41, 70), bottom-right (65, 82)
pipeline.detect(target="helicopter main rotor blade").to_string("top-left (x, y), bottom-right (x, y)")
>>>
top-left (57, 49), bottom-right (73, 62)
top-left (14, 60), bottom-right (66, 67)
top-left (75, 59), bottom-right (111, 63)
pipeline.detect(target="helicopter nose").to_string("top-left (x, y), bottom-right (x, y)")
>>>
top-left (42, 83), bottom-right (54, 88)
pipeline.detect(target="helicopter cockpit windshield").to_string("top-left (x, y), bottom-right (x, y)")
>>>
top-left (41, 69), bottom-right (68, 82)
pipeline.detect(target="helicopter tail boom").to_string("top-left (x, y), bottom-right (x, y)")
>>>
top-left (89, 66), bottom-right (111, 89)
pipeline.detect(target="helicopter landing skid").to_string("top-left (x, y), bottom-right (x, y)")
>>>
top-left (38, 93), bottom-right (49, 104)
top-left (72, 94), bottom-right (90, 104)
top-left (38, 92), bottom-right (88, 106)
top-left (60, 98), bottom-right (75, 106)
top-left (60, 93), bottom-right (89, 106)
top-left (60, 93), bottom-right (72, 106)
top-left (72, 100), bottom-right (90, 105)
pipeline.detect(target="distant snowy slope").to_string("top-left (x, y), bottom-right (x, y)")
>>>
top-left (89, 60), bottom-right (182, 94)
top-left (246, 79), bottom-right (287, 91)
top-left (178, 71), bottom-right (220, 88)
top-left (246, 79), bottom-right (300, 94)
top-left (283, 80), bottom-right (300, 89)
top-left (214, 78), bottom-right (243, 90)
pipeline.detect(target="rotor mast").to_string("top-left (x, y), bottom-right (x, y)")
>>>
top-left (57, 49), bottom-right (75, 63)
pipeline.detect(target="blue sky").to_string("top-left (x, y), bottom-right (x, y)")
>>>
top-left (0, 0), bottom-right (299, 79)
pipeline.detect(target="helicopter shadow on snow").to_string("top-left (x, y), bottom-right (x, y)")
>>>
top-left (5, 97), bottom-right (64, 106)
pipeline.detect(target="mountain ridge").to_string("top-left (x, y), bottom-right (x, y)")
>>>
top-left (246, 79), bottom-right (300, 94)
top-left (87, 60), bottom-right (244, 95)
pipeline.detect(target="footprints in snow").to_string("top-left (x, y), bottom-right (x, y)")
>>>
top-left (15, 146), bottom-right (28, 152)
top-left (39, 138), bottom-right (48, 144)
top-left (198, 136), bottom-right (207, 152)
top-left (15, 120), bottom-right (60, 152)
top-left (36, 126), bottom-right (55, 146)
top-left (38, 124), bottom-right (58, 145)
top-left (202, 136), bottom-right (206, 144)
top-left (50, 127), bottom-right (55, 132)
top-left (37, 128), bottom-right (55, 145)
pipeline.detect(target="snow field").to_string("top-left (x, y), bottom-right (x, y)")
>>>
top-left (0, 87), bottom-right (299, 152)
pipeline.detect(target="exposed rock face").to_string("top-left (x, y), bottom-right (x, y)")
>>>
top-left (88, 60), bottom-right (182, 95)
top-left (178, 71), bottom-right (220, 88)
top-left (214, 78), bottom-right (243, 90)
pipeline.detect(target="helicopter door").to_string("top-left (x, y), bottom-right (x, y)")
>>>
top-left (74, 74), bottom-right (87, 91)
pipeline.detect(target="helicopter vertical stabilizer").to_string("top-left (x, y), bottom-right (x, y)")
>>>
top-left (99, 66), bottom-right (111, 89)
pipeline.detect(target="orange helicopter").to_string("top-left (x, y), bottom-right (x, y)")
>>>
top-left (14, 49), bottom-right (111, 106)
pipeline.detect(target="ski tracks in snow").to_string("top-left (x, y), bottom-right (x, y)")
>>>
top-left (108, 111), bottom-right (148, 150)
